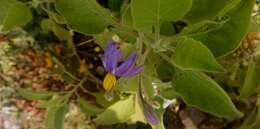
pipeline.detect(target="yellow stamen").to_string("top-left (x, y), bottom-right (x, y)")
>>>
top-left (103, 73), bottom-right (117, 91)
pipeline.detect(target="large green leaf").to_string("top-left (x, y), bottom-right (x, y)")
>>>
top-left (17, 88), bottom-right (53, 101)
top-left (0, 1), bottom-right (32, 30)
top-left (173, 69), bottom-right (242, 119)
top-left (128, 95), bottom-right (147, 123)
top-left (172, 38), bottom-right (225, 73)
top-left (78, 98), bottom-right (104, 116)
top-left (130, 0), bottom-right (192, 33)
top-left (194, 0), bottom-right (255, 57)
top-left (0, 0), bottom-right (15, 24)
top-left (55, 0), bottom-right (113, 34)
top-left (240, 61), bottom-right (260, 99)
top-left (95, 95), bottom-right (135, 125)
top-left (183, 0), bottom-right (230, 23)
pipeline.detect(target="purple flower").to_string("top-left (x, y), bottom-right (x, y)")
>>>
top-left (102, 41), bottom-right (144, 91)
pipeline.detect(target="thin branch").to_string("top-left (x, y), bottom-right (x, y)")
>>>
top-left (76, 39), bottom-right (94, 47)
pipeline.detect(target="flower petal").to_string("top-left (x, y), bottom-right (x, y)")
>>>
top-left (138, 86), bottom-right (159, 125)
top-left (121, 65), bottom-right (144, 77)
top-left (102, 41), bottom-right (122, 73)
top-left (143, 102), bottom-right (160, 125)
top-left (114, 53), bottom-right (137, 76)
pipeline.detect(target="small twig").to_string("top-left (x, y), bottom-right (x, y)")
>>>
top-left (79, 85), bottom-right (92, 94)
top-left (87, 72), bottom-right (103, 86)
top-left (52, 57), bottom-right (80, 81)
top-left (63, 75), bottom-right (88, 103)
top-left (157, 52), bottom-right (176, 66)
top-left (138, 32), bottom-right (152, 64)
top-left (76, 39), bottom-right (94, 47)
top-left (68, 35), bottom-right (81, 62)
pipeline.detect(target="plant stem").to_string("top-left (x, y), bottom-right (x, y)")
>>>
top-left (63, 75), bottom-right (88, 103)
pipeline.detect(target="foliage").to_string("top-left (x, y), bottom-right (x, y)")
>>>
top-left (1, 0), bottom-right (260, 129)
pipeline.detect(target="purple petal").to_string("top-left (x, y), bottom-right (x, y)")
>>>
top-left (143, 102), bottom-right (160, 125)
top-left (102, 41), bottom-right (122, 73)
top-left (138, 86), bottom-right (159, 125)
top-left (120, 65), bottom-right (144, 77)
top-left (114, 53), bottom-right (137, 76)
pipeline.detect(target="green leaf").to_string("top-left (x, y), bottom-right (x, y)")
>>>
top-left (116, 76), bottom-right (138, 93)
top-left (117, 68), bottom-right (154, 97)
top-left (180, 20), bottom-right (228, 35)
top-left (173, 69), bottom-right (243, 119)
top-left (159, 87), bottom-right (178, 100)
top-left (55, 104), bottom-right (69, 129)
top-left (215, 0), bottom-right (241, 20)
top-left (17, 88), bottom-right (53, 101)
top-left (142, 75), bottom-right (156, 99)
top-left (45, 104), bottom-right (69, 129)
top-left (78, 98), bottom-right (104, 116)
top-left (45, 106), bottom-right (59, 128)
top-left (156, 61), bottom-right (175, 82)
top-left (128, 95), bottom-right (147, 123)
top-left (184, 0), bottom-right (230, 23)
top-left (108, 0), bottom-right (123, 14)
top-left (194, 0), bottom-right (255, 57)
top-left (49, 12), bottom-right (67, 25)
top-left (38, 96), bottom-right (61, 108)
top-left (1, 1), bottom-right (32, 30)
top-left (156, 81), bottom-right (178, 100)
top-left (160, 21), bottom-right (176, 36)
top-left (52, 23), bottom-right (70, 41)
top-left (55, 0), bottom-right (112, 34)
top-left (145, 51), bottom-right (163, 76)
top-left (240, 61), bottom-right (260, 99)
top-left (41, 19), bottom-right (70, 40)
top-left (122, 7), bottom-right (133, 27)
top-left (172, 38), bottom-right (225, 73)
top-left (95, 95), bottom-right (135, 125)
top-left (91, 92), bottom-right (118, 108)
top-left (41, 19), bottom-right (53, 31)
top-left (130, 0), bottom-right (192, 33)
top-left (0, 0), bottom-right (16, 24)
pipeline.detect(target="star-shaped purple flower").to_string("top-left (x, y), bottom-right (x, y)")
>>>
top-left (102, 41), bottom-right (144, 91)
